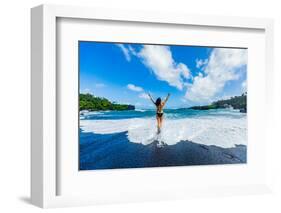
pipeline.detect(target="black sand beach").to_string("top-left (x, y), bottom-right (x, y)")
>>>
top-left (79, 130), bottom-right (247, 170)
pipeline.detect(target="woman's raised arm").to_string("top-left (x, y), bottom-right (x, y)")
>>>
top-left (164, 93), bottom-right (171, 104)
top-left (147, 93), bottom-right (155, 104)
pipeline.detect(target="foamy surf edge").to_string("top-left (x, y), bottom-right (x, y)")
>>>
top-left (80, 116), bottom-right (247, 148)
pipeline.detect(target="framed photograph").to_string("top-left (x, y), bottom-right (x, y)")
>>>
top-left (78, 41), bottom-right (248, 170)
top-left (31, 4), bottom-right (274, 208)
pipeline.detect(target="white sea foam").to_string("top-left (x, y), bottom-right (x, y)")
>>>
top-left (134, 109), bottom-right (146, 112)
top-left (80, 111), bottom-right (105, 120)
top-left (80, 115), bottom-right (247, 148)
top-left (85, 111), bottom-right (104, 115)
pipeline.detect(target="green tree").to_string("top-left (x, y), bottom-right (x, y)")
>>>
top-left (79, 93), bottom-right (135, 111)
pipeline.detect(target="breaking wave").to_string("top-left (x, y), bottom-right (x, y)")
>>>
top-left (80, 113), bottom-right (247, 148)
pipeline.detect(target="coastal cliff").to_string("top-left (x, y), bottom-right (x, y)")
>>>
top-left (80, 93), bottom-right (135, 111)
top-left (189, 93), bottom-right (247, 112)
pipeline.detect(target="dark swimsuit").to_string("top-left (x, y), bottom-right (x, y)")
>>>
top-left (156, 112), bottom-right (163, 117)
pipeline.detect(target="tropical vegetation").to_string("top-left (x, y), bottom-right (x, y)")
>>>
top-left (189, 93), bottom-right (247, 112)
top-left (80, 93), bottom-right (135, 111)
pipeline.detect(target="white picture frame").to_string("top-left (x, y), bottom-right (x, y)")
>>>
top-left (31, 4), bottom-right (274, 208)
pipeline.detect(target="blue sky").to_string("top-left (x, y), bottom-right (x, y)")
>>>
top-left (79, 41), bottom-right (247, 109)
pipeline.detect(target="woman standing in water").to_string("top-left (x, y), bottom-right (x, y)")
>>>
top-left (148, 93), bottom-right (171, 133)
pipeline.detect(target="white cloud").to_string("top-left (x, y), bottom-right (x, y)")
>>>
top-left (95, 83), bottom-right (106, 88)
top-left (138, 45), bottom-right (191, 90)
top-left (80, 88), bottom-right (93, 95)
top-left (195, 58), bottom-right (208, 68)
top-left (185, 48), bottom-right (247, 103)
top-left (241, 80), bottom-right (247, 93)
top-left (127, 84), bottom-right (144, 92)
top-left (116, 44), bottom-right (138, 62)
top-left (139, 93), bottom-right (150, 100)
top-left (116, 44), bottom-right (131, 61)
top-left (128, 45), bottom-right (137, 56)
top-left (116, 44), bottom-right (191, 90)
top-left (181, 98), bottom-right (188, 103)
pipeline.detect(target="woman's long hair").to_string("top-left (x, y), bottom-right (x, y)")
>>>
top-left (155, 98), bottom-right (161, 106)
